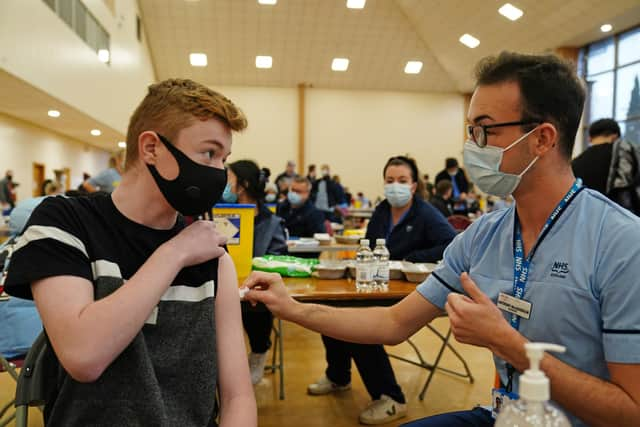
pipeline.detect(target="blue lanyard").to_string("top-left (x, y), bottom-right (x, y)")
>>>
top-left (504, 179), bottom-right (583, 393)
top-left (510, 178), bottom-right (583, 330)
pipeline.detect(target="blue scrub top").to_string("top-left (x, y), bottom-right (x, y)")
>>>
top-left (417, 188), bottom-right (640, 427)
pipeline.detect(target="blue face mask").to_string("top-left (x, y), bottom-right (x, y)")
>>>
top-left (265, 193), bottom-right (277, 203)
top-left (463, 127), bottom-right (539, 198)
top-left (287, 191), bottom-right (303, 206)
top-left (384, 183), bottom-right (412, 208)
top-left (222, 183), bottom-right (238, 203)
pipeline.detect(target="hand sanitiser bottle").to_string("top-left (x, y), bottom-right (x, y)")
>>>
top-left (495, 343), bottom-right (571, 427)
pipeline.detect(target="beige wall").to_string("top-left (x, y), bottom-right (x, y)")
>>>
top-left (213, 85), bottom-right (465, 201)
top-left (0, 0), bottom-right (156, 134)
top-left (0, 113), bottom-right (110, 202)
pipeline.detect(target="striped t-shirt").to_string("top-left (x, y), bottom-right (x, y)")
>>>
top-left (5, 193), bottom-right (219, 427)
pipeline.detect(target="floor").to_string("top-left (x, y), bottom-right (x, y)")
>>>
top-left (0, 317), bottom-right (495, 427)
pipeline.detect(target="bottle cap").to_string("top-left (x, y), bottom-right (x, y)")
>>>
top-left (360, 239), bottom-right (369, 246)
top-left (376, 238), bottom-right (385, 245)
top-left (520, 342), bottom-right (565, 402)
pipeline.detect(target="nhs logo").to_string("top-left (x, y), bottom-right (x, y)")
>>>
top-left (550, 261), bottom-right (570, 279)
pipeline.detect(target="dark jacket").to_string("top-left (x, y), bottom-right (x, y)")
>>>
top-left (435, 169), bottom-right (470, 196)
top-left (311, 176), bottom-right (344, 209)
top-left (253, 204), bottom-right (287, 257)
top-left (276, 199), bottom-right (326, 238)
top-left (365, 198), bottom-right (456, 263)
top-left (429, 195), bottom-right (452, 218)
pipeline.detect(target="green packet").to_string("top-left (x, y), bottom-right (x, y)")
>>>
top-left (252, 255), bottom-right (319, 277)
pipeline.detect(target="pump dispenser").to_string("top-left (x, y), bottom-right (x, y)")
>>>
top-left (495, 343), bottom-right (571, 427)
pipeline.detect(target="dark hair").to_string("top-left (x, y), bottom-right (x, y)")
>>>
top-left (308, 164), bottom-right (316, 173)
top-left (261, 167), bottom-right (271, 181)
top-left (474, 51), bottom-right (585, 159)
top-left (435, 180), bottom-right (452, 197)
top-left (445, 158), bottom-right (458, 169)
top-left (383, 155), bottom-right (425, 199)
top-left (228, 160), bottom-right (266, 205)
top-left (589, 118), bottom-right (620, 139)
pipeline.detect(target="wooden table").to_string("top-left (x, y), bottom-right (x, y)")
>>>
top-left (283, 277), bottom-right (418, 306)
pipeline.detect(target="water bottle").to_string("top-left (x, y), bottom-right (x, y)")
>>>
top-left (373, 238), bottom-right (390, 289)
top-left (355, 239), bottom-right (374, 291)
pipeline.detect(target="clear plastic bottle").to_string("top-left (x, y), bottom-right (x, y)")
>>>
top-left (373, 238), bottom-right (390, 289)
top-left (355, 239), bottom-right (374, 291)
top-left (495, 343), bottom-right (571, 427)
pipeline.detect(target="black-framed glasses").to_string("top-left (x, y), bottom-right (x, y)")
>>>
top-left (466, 120), bottom-right (539, 148)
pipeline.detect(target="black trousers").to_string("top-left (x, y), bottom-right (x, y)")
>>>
top-left (242, 310), bottom-right (273, 354)
top-left (322, 335), bottom-right (405, 403)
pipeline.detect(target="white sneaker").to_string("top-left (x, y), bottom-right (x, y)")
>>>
top-left (359, 394), bottom-right (407, 425)
top-left (307, 375), bottom-right (351, 395)
top-left (248, 352), bottom-right (268, 385)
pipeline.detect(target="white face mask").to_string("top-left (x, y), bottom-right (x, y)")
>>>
top-left (384, 183), bottom-right (412, 207)
top-left (463, 127), bottom-right (539, 198)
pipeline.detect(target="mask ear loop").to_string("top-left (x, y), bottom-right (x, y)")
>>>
top-left (502, 125), bottom-right (539, 153)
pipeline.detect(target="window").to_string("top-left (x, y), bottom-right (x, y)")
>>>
top-left (42, 0), bottom-right (110, 65)
top-left (580, 26), bottom-right (640, 147)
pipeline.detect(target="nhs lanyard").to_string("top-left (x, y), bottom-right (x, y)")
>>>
top-left (505, 179), bottom-right (583, 392)
top-left (510, 178), bottom-right (583, 330)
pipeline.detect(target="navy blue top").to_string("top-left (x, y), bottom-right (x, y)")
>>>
top-left (276, 199), bottom-right (326, 238)
top-left (365, 197), bottom-right (456, 263)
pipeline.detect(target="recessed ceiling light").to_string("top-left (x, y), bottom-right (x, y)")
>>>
top-left (118, 141), bottom-right (127, 148)
top-left (331, 58), bottom-right (349, 72)
top-left (459, 34), bottom-right (480, 49)
top-left (346, 0), bottom-right (366, 9)
top-left (258, 0), bottom-right (277, 4)
top-left (90, 129), bottom-right (101, 136)
top-left (98, 49), bottom-right (110, 63)
top-left (189, 53), bottom-right (208, 67)
top-left (404, 61), bottom-right (423, 74)
top-left (600, 24), bottom-right (613, 33)
top-left (498, 3), bottom-right (523, 21)
top-left (256, 55), bottom-right (273, 69)
top-left (47, 110), bottom-right (61, 118)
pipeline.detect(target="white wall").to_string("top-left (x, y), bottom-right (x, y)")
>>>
top-left (306, 89), bottom-right (464, 200)
top-left (0, 113), bottom-right (110, 202)
top-left (0, 0), bottom-right (156, 134)
top-left (211, 85), bottom-right (465, 201)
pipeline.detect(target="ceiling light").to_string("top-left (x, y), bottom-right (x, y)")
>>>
top-left (98, 49), bottom-right (110, 63)
top-left (258, 0), bottom-right (277, 4)
top-left (600, 24), bottom-right (613, 33)
top-left (404, 61), bottom-right (423, 74)
top-left (331, 58), bottom-right (349, 72)
top-left (256, 55), bottom-right (273, 69)
top-left (118, 141), bottom-right (127, 148)
top-left (47, 110), bottom-right (61, 118)
top-left (189, 53), bottom-right (207, 67)
top-left (90, 129), bottom-right (101, 136)
top-left (498, 3), bottom-right (523, 21)
top-left (459, 34), bottom-right (480, 48)
top-left (346, 0), bottom-right (366, 9)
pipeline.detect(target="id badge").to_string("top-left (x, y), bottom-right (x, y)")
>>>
top-left (497, 292), bottom-right (532, 320)
top-left (491, 388), bottom-right (519, 419)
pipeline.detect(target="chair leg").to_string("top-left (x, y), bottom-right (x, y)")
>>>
top-left (0, 399), bottom-right (16, 427)
top-left (277, 319), bottom-right (284, 400)
top-left (418, 328), bottom-right (452, 401)
top-left (14, 405), bottom-right (27, 427)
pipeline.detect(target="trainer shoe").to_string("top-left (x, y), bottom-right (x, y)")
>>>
top-left (307, 375), bottom-right (351, 395)
top-left (359, 394), bottom-right (407, 425)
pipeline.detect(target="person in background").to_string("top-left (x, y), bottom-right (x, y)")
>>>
top-left (0, 170), bottom-right (18, 210)
top-left (277, 176), bottom-right (325, 239)
top-left (312, 164), bottom-right (344, 222)
top-left (309, 156), bottom-right (456, 425)
top-left (5, 78), bottom-right (257, 426)
top-left (571, 118), bottom-right (620, 195)
top-left (356, 192), bottom-right (370, 208)
top-left (423, 173), bottom-right (434, 201)
top-left (435, 158), bottom-right (469, 214)
top-left (244, 52), bottom-right (640, 427)
top-left (81, 150), bottom-right (125, 193)
top-left (276, 178), bottom-right (290, 203)
top-left (275, 160), bottom-right (297, 190)
top-left (307, 164), bottom-right (317, 186)
top-left (222, 160), bottom-right (287, 385)
top-left (44, 181), bottom-right (64, 196)
top-left (430, 180), bottom-right (453, 218)
top-left (264, 182), bottom-right (278, 204)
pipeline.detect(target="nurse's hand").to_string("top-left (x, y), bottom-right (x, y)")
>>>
top-left (445, 273), bottom-right (514, 351)
top-left (242, 272), bottom-right (300, 320)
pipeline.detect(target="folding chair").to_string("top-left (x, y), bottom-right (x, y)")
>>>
top-left (13, 332), bottom-right (48, 427)
top-left (0, 355), bottom-right (23, 427)
top-left (264, 318), bottom-right (284, 400)
top-left (388, 317), bottom-right (474, 400)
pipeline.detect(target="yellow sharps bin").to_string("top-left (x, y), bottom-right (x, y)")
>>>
top-left (213, 203), bottom-right (255, 278)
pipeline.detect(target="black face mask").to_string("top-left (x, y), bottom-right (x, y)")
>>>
top-left (147, 133), bottom-right (227, 216)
